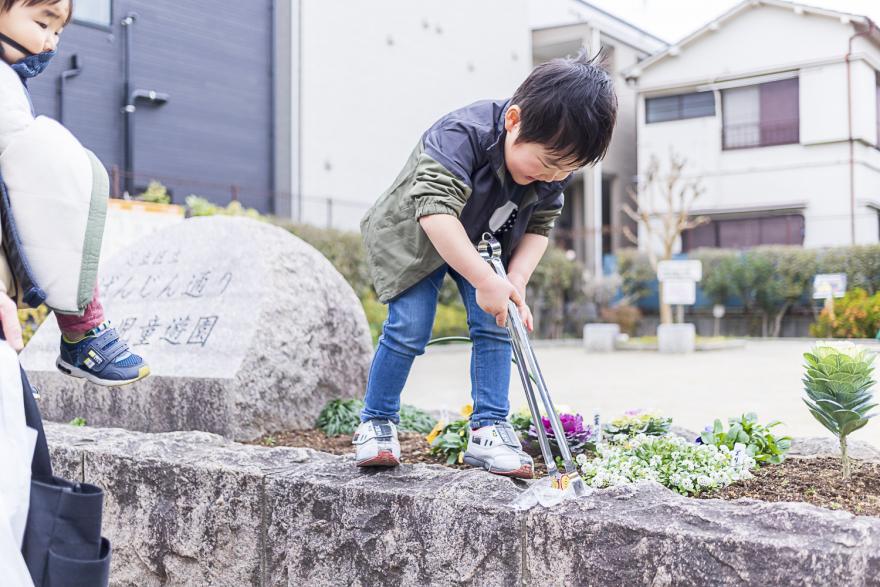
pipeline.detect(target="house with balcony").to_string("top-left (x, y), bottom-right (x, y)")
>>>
top-left (626, 0), bottom-right (880, 252)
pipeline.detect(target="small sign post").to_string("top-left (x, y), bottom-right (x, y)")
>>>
top-left (658, 260), bottom-right (703, 309)
top-left (813, 273), bottom-right (847, 315)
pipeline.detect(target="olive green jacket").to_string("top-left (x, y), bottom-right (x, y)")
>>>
top-left (361, 99), bottom-right (569, 303)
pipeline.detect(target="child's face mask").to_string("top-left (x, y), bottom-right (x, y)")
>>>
top-left (0, 31), bottom-right (55, 78)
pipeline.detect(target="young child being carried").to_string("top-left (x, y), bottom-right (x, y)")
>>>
top-left (0, 0), bottom-right (149, 385)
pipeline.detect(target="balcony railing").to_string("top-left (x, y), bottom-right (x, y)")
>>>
top-left (722, 119), bottom-right (799, 150)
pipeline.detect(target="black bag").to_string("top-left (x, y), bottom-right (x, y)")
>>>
top-left (19, 367), bottom-right (111, 587)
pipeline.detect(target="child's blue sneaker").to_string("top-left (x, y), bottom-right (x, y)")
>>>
top-left (56, 321), bottom-right (150, 387)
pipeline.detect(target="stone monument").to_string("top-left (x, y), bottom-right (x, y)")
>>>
top-left (21, 216), bottom-right (373, 440)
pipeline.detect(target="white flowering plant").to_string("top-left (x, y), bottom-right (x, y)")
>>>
top-left (576, 434), bottom-right (756, 496)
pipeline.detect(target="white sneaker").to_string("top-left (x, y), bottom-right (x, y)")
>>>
top-left (463, 421), bottom-right (533, 479)
top-left (353, 420), bottom-right (401, 467)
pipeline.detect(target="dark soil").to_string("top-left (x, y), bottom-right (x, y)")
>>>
top-left (249, 432), bottom-right (880, 517)
top-left (702, 456), bottom-right (880, 517)
top-left (249, 429), bottom-right (550, 477)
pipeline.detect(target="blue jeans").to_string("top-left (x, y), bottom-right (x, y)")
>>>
top-left (361, 265), bottom-right (512, 429)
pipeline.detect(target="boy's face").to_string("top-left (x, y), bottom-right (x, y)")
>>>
top-left (0, 0), bottom-right (68, 64)
top-left (503, 105), bottom-right (581, 186)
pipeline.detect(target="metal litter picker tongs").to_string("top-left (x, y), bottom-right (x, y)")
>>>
top-left (477, 232), bottom-right (587, 506)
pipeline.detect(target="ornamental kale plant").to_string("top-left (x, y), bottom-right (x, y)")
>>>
top-left (577, 434), bottom-right (755, 496)
top-left (803, 342), bottom-right (878, 478)
top-left (698, 413), bottom-right (791, 466)
top-left (527, 412), bottom-right (597, 455)
top-left (603, 409), bottom-right (672, 443)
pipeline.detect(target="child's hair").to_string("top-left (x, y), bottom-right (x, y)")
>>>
top-left (511, 48), bottom-right (617, 168)
top-left (0, 0), bottom-right (73, 26)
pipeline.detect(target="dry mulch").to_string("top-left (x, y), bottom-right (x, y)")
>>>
top-left (248, 432), bottom-right (880, 517)
top-left (701, 456), bottom-right (880, 517)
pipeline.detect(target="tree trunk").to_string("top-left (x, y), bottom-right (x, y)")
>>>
top-left (841, 436), bottom-right (851, 479)
top-left (658, 283), bottom-right (673, 324)
top-left (771, 302), bottom-right (792, 338)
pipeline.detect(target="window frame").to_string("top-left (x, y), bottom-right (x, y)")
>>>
top-left (645, 91), bottom-right (715, 124)
top-left (681, 212), bottom-right (805, 251)
top-left (72, 0), bottom-right (113, 31)
top-left (721, 77), bottom-right (800, 151)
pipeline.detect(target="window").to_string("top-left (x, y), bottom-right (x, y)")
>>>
top-left (875, 71), bottom-right (880, 146)
top-left (682, 213), bottom-right (804, 251)
top-left (722, 77), bottom-right (799, 149)
top-left (73, 0), bottom-right (111, 27)
top-left (646, 91), bottom-right (715, 123)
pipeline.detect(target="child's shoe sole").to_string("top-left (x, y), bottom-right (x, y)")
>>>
top-left (463, 454), bottom-right (534, 479)
top-left (56, 358), bottom-right (151, 388)
top-left (356, 450), bottom-right (400, 467)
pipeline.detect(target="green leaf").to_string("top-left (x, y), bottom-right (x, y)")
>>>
top-left (840, 418), bottom-right (869, 437)
top-left (813, 398), bottom-right (845, 412)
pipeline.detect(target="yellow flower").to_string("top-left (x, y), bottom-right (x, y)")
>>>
top-left (425, 420), bottom-right (446, 445)
top-left (460, 404), bottom-right (473, 418)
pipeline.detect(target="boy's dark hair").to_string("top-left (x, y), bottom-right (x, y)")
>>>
top-left (511, 48), bottom-right (617, 168)
top-left (0, 0), bottom-right (73, 25)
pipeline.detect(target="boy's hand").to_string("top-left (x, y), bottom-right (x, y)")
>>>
top-left (0, 292), bottom-right (23, 351)
top-left (475, 273), bottom-right (525, 328)
top-left (507, 272), bottom-right (534, 332)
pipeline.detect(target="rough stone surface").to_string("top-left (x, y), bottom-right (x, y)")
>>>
top-left (527, 482), bottom-right (880, 586)
top-left (583, 323), bottom-right (619, 353)
top-left (47, 423), bottom-right (880, 586)
top-left (658, 323), bottom-right (696, 354)
top-left (23, 217), bottom-right (372, 440)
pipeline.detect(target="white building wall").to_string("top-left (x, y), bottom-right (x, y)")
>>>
top-left (800, 63), bottom-right (848, 145)
top-left (298, 0), bottom-right (530, 230)
top-left (637, 6), bottom-right (854, 92)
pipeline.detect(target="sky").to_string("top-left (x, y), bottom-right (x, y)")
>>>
top-left (584, 0), bottom-right (880, 44)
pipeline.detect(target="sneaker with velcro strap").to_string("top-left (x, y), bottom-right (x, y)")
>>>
top-left (353, 419), bottom-right (401, 467)
top-left (463, 420), bottom-right (534, 479)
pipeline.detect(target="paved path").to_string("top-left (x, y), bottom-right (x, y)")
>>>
top-left (401, 339), bottom-right (880, 449)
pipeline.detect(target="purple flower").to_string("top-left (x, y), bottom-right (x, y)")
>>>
top-left (528, 412), bottom-right (596, 453)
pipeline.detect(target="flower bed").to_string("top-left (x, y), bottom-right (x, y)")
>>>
top-left (249, 341), bottom-right (880, 517)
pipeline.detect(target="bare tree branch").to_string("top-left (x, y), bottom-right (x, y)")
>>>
top-left (626, 151), bottom-right (706, 323)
